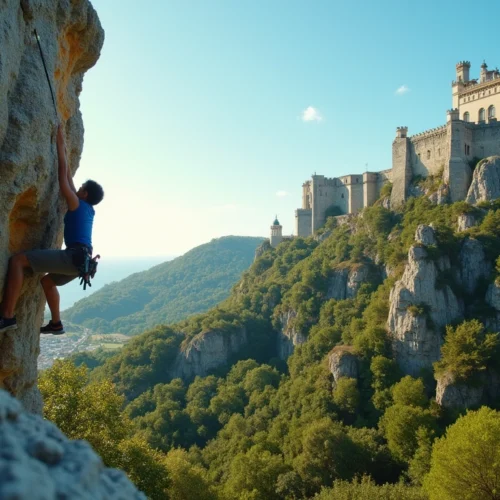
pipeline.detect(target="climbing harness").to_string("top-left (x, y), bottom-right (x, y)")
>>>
top-left (70, 246), bottom-right (101, 290)
top-left (77, 251), bottom-right (100, 291)
top-left (33, 29), bottom-right (58, 117)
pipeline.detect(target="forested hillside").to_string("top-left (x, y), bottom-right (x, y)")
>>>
top-left (49, 183), bottom-right (500, 498)
top-left (63, 236), bottom-right (264, 334)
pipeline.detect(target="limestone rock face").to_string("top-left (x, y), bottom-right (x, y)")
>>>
top-left (428, 184), bottom-right (449, 205)
top-left (458, 238), bottom-right (491, 295)
top-left (415, 224), bottom-right (436, 246)
top-left (0, 389), bottom-right (144, 499)
top-left (436, 373), bottom-right (483, 410)
top-left (0, 1), bottom-right (104, 411)
top-left (457, 213), bottom-right (476, 232)
top-left (276, 309), bottom-right (306, 360)
top-left (328, 346), bottom-right (359, 384)
top-left (387, 226), bottom-right (463, 376)
top-left (172, 328), bottom-right (248, 380)
top-left (466, 156), bottom-right (500, 204)
top-left (326, 265), bottom-right (370, 301)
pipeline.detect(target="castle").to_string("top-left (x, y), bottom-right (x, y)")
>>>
top-left (292, 60), bottom-right (500, 238)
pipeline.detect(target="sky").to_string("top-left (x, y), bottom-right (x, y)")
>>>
top-left (75, 0), bottom-right (500, 257)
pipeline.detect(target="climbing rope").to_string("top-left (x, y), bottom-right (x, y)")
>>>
top-left (33, 29), bottom-right (58, 117)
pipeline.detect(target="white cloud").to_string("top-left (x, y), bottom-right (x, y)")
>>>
top-left (276, 190), bottom-right (289, 197)
top-left (395, 85), bottom-right (410, 95)
top-left (301, 106), bottom-right (323, 122)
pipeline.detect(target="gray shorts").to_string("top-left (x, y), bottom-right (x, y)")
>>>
top-left (25, 249), bottom-right (79, 286)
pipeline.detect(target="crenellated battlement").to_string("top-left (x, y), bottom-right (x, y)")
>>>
top-left (410, 125), bottom-right (447, 141)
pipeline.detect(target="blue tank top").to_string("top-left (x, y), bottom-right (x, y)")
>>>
top-left (64, 200), bottom-right (95, 248)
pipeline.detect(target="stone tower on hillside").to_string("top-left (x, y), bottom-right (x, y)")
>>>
top-left (270, 216), bottom-right (283, 248)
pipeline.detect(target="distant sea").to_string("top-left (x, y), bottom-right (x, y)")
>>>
top-left (57, 256), bottom-right (175, 311)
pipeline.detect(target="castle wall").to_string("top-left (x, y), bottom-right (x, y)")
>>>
top-left (295, 208), bottom-right (312, 237)
top-left (377, 169), bottom-right (392, 197)
top-left (409, 127), bottom-right (448, 177)
top-left (472, 121), bottom-right (500, 158)
top-left (311, 175), bottom-right (339, 232)
top-left (363, 172), bottom-right (378, 207)
top-left (391, 136), bottom-right (412, 207)
top-left (331, 178), bottom-right (350, 215)
top-left (446, 116), bottom-right (472, 202)
top-left (346, 175), bottom-right (364, 213)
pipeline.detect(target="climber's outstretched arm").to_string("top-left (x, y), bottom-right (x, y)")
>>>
top-left (56, 125), bottom-right (79, 211)
top-left (66, 164), bottom-right (77, 193)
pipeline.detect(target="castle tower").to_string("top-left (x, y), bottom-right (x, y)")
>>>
top-left (456, 61), bottom-right (471, 83)
top-left (391, 126), bottom-right (412, 207)
top-left (270, 216), bottom-right (283, 248)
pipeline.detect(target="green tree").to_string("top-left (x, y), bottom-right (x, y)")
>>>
top-left (164, 448), bottom-right (217, 500)
top-left (434, 320), bottom-right (498, 381)
top-left (117, 437), bottom-right (171, 500)
top-left (425, 407), bottom-right (500, 500)
top-left (391, 376), bottom-right (428, 408)
top-left (380, 405), bottom-right (436, 463)
top-left (314, 475), bottom-right (427, 499)
top-left (223, 446), bottom-right (289, 500)
top-left (39, 360), bottom-right (170, 498)
top-left (408, 427), bottom-right (434, 486)
top-left (333, 378), bottom-right (360, 415)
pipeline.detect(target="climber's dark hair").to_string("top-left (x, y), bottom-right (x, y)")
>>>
top-left (84, 180), bottom-right (104, 206)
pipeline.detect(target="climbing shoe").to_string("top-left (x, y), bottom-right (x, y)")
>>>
top-left (40, 321), bottom-right (65, 335)
top-left (0, 317), bottom-right (17, 333)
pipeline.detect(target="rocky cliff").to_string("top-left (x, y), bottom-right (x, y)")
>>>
top-left (387, 225), bottom-right (463, 376)
top-left (0, 389), bottom-right (144, 499)
top-left (171, 327), bottom-right (248, 380)
top-left (0, 0), bottom-right (103, 411)
top-left (276, 309), bottom-right (307, 360)
top-left (466, 156), bottom-right (500, 205)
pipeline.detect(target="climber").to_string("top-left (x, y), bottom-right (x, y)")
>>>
top-left (0, 124), bottom-right (104, 334)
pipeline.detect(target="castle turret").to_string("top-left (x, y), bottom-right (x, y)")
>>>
top-left (480, 60), bottom-right (488, 83)
top-left (270, 216), bottom-right (283, 248)
top-left (395, 126), bottom-right (408, 139)
top-left (456, 61), bottom-right (471, 83)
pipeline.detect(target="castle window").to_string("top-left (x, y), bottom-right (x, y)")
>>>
top-left (438, 148), bottom-right (441, 156)
top-left (479, 108), bottom-right (485, 122)
top-left (488, 105), bottom-right (496, 120)
top-left (341, 193), bottom-right (344, 199)
top-left (356, 178), bottom-right (359, 183)
top-left (463, 112), bottom-right (470, 122)
top-left (427, 150), bottom-right (431, 160)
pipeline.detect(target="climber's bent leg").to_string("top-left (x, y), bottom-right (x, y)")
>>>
top-left (41, 275), bottom-right (61, 324)
top-left (40, 273), bottom-right (75, 334)
top-left (1, 253), bottom-right (31, 320)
